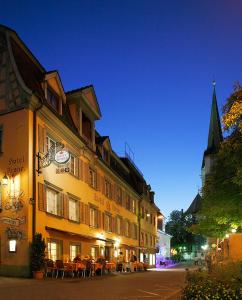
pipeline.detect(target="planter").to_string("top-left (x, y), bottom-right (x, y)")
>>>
top-left (33, 270), bottom-right (44, 280)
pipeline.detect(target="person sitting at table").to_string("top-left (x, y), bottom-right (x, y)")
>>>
top-left (117, 251), bottom-right (124, 272)
top-left (96, 255), bottom-right (106, 275)
top-left (84, 255), bottom-right (92, 277)
top-left (73, 253), bottom-right (82, 263)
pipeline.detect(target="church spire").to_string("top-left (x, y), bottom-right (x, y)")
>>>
top-left (205, 81), bottom-right (223, 155)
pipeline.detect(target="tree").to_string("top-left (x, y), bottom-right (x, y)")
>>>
top-left (192, 86), bottom-right (242, 238)
top-left (223, 82), bottom-right (242, 133)
top-left (165, 210), bottom-right (205, 251)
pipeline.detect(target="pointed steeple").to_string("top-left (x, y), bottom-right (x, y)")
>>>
top-left (205, 81), bottom-right (223, 155)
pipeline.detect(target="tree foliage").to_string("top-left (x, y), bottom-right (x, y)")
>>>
top-left (223, 82), bottom-right (242, 133)
top-left (192, 85), bottom-right (242, 238)
top-left (165, 210), bottom-right (205, 249)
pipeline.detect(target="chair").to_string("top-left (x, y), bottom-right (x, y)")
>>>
top-left (55, 260), bottom-right (67, 279)
top-left (45, 259), bottom-right (56, 278)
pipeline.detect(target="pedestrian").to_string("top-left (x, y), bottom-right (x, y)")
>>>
top-left (117, 251), bottom-right (124, 272)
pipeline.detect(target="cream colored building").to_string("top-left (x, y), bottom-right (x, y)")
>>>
top-left (0, 24), bottom-right (161, 277)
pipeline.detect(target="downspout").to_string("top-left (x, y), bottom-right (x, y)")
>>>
top-left (138, 198), bottom-right (141, 260)
top-left (32, 95), bottom-right (43, 240)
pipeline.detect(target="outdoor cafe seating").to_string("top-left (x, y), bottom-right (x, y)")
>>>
top-left (44, 258), bottom-right (146, 279)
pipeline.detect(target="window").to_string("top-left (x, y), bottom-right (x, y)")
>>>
top-left (132, 199), bottom-right (136, 214)
top-left (89, 168), bottom-right (97, 189)
top-left (0, 125), bottom-right (3, 153)
top-left (89, 207), bottom-right (98, 228)
top-left (126, 194), bottom-right (131, 211)
top-left (141, 232), bottom-right (144, 245)
top-left (91, 246), bottom-right (98, 260)
top-left (145, 234), bottom-right (148, 246)
top-left (47, 239), bottom-right (62, 261)
top-left (116, 186), bottom-right (122, 205)
top-left (133, 224), bottom-right (137, 239)
top-left (141, 206), bottom-right (144, 219)
top-left (104, 179), bottom-right (111, 198)
top-left (103, 147), bottom-right (109, 163)
top-left (69, 154), bottom-right (78, 176)
top-left (125, 220), bottom-right (130, 237)
top-left (47, 87), bottom-right (60, 112)
top-left (69, 198), bottom-right (79, 222)
top-left (70, 244), bottom-right (81, 262)
top-left (150, 213), bottom-right (153, 224)
top-left (46, 136), bottom-right (56, 152)
top-left (104, 214), bottom-right (112, 232)
top-left (116, 217), bottom-right (121, 235)
top-left (46, 187), bottom-right (62, 216)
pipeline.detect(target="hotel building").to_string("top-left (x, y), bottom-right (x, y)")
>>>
top-left (0, 24), bottom-right (161, 277)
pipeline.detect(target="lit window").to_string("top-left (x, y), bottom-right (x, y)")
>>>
top-left (89, 168), bottom-right (96, 189)
top-left (46, 136), bottom-right (56, 152)
top-left (69, 198), bottom-right (79, 222)
top-left (91, 246), bottom-right (98, 260)
top-left (9, 240), bottom-right (16, 252)
top-left (47, 239), bottom-right (62, 261)
top-left (89, 207), bottom-right (97, 227)
top-left (132, 199), bottom-right (136, 213)
top-left (46, 187), bottom-right (62, 216)
top-left (70, 244), bottom-right (81, 262)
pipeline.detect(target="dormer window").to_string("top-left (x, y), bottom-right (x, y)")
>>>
top-left (47, 87), bottom-right (60, 112)
top-left (103, 147), bottom-right (109, 164)
top-left (82, 112), bottom-right (92, 142)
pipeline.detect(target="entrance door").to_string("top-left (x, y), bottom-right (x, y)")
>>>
top-left (104, 246), bottom-right (110, 261)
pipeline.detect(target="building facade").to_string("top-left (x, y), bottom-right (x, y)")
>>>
top-left (0, 25), bottom-right (160, 277)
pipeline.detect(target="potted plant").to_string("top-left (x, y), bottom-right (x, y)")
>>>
top-left (30, 233), bottom-right (46, 279)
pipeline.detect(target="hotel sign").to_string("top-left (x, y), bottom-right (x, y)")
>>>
top-left (54, 150), bottom-right (70, 164)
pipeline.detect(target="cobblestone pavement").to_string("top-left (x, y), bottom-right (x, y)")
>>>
top-left (0, 264), bottom-right (193, 300)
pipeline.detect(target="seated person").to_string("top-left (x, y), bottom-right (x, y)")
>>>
top-left (73, 253), bottom-right (82, 263)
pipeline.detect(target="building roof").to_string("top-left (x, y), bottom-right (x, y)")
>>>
top-left (186, 193), bottom-right (202, 214)
top-left (204, 85), bottom-right (223, 157)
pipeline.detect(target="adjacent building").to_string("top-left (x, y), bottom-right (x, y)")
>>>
top-left (0, 24), bottom-right (161, 277)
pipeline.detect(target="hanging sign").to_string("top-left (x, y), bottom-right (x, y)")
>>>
top-left (54, 150), bottom-right (70, 164)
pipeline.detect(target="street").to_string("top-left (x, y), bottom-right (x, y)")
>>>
top-left (0, 266), bottom-right (189, 300)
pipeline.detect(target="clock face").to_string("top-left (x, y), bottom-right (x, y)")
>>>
top-left (54, 150), bottom-right (70, 164)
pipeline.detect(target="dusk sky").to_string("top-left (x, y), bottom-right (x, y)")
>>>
top-left (1, 0), bottom-right (242, 218)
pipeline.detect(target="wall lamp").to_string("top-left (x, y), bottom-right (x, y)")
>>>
top-left (2, 173), bottom-right (8, 186)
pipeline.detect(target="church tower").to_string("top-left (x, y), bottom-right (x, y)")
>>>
top-left (187, 82), bottom-right (223, 214)
top-left (201, 82), bottom-right (223, 187)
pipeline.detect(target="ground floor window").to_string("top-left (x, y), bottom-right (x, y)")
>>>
top-left (47, 239), bottom-right (62, 261)
top-left (70, 244), bottom-right (81, 262)
top-left (140, 252), bottom-right (144, 262)
top-left (91, 246), bottom-right (98, 260)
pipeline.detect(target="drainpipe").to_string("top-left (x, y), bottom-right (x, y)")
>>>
top-left (32, 95), bottom-right (43, 240)
top-left (138, 198), bottom-right (141, 260)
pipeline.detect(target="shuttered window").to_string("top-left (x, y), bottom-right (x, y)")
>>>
top-left (68, 198), bottom-right (79, 222)
top-left (46, 187), bottom-right (62, 216)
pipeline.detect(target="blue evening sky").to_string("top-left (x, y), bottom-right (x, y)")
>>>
top-left (1, 0), bottom-right (242, 218)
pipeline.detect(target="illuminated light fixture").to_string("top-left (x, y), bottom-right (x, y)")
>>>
top-left (231, 228), bottom-right (237, 233)
top-left (201, 244), bottom-right (208, 250)
top-left (9, 240), bottom-right (17, 252)
top-left (146, 213), bottom-right (150, 217)
top-left (225, 234), bottom-right (229, 238)
top-left (157, 215), bottom-right (163, 220)
top-left (211, 243), bottom-right (217, 249)
top-left (2, 173), bottom-right (8, 186)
